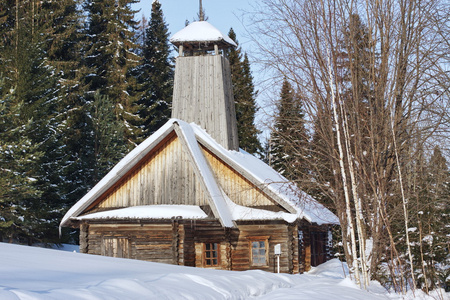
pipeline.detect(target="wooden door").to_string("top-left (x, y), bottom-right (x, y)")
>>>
top-left (310, 232), bottom-right (327, 267)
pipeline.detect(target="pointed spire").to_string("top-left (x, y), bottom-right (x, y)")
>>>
top-left (199, 0), bottom-right (204, 21)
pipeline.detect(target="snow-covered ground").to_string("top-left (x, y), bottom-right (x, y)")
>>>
top-left (0, 243), bottom-right (447, 299)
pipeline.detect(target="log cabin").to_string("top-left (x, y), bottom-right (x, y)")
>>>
top-left (60, 20), bottom-right (339, 273)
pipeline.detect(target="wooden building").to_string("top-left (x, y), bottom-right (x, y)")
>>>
top-left (60, 21), bottom-right (339, 273)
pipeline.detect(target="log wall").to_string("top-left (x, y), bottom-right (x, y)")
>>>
top-left (81, 220), bottom-right (312, 274)
top-left (86, 223), bottom-right (177, 264)
top-left (232, 223), bottom-right (298, 273)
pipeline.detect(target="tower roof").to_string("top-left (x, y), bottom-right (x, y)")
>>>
top-left (170, 21), bottom-right (237, 51)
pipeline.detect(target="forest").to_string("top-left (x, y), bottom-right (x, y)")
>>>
top-left (0, 0), bottom-right (259, 243)
top-left (0, 0), bottom-right (449, 295)
top-left (259, 0), bottom-right (449, 293)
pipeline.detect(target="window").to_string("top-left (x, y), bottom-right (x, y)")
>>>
top-left (204, 243), bottom-right (220, 267)
top-left (102, 237), bottom-right (130, 258)
top-left (248, 236), bottom-right (269, 267)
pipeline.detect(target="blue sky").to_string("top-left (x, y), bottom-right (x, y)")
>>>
top-left (132, 0), bottom-right (253, 50)
top-left (132, 0), bottom-right (273, 138)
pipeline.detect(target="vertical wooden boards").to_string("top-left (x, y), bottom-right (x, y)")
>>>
top-left (172, 55), bottom-right (239, 151)
top-left (201, 146), bottom-right (277, 207)
top-left (94, 135), bottom-right (209, 211)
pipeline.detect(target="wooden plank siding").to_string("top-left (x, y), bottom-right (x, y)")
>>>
top-left (201, 146), bottom-right (281, 209)
top-left (90, 135), bottom-right (209, 212)
top-left (85, 130), bottom-right (284, 216)
top-left (172, 55), bottom-right (239, 151)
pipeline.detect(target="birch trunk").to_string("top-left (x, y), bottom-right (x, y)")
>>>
top-left (390, 117), bottom-right (417, 292)
top-left (327, 49), bottom-right (360, 286)
top-left (340, 105), bottom-right (370, 288)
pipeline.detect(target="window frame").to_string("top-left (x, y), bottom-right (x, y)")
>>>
top-left (101, 236), bottom-right (130, 258)
top-left (203, 242), bottom-right (220, 267)
top-left (247, 236), bottom-right (270, 267)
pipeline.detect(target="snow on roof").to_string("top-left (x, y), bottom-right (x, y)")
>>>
top-left (170, 21), bottom-right (237, 47)
top-left (190, 123), bottom-right (339, 225)
top-left (175, 120), bottom-right (235, 228)
top-left (75, 205), bottom-right (208, 221)
top-left (222, 194), bottom-right (297, 223)
top-left (61, 119), bottom-right (338, 229)
top-left (60, 121), bottom-right (177, 228)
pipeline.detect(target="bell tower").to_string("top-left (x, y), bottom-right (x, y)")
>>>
top-left (170, 21), bottom-right (239, 151)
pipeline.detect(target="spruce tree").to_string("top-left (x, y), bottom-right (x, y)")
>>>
top-left (134, 0), bottom-right (173, 138)
top-left (269, 79), bottom-right (309, 184)
top-left (83, 0), bottom-right (142, 146)
top-left (0, 1), bottom-right (89, 244)
top-left (90, 92), bottom-right (128, 182)
top-left (226, 28), bottom-right (262, 155)
top-left (409, 146), bottom-right (450, 290)
top-left (5, 1), bottom-right (68, 244)
top-left (0, 78), bottom-right (43, 243)
top-left (42, 0), bottom-right (94, 215)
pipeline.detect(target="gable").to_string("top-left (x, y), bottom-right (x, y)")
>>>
top-left (200, 146), bottom-right (283, 210)
top-left (85, 133), bottom-right (209, 214)
top-left (61, 119), bottom-right (338, 229)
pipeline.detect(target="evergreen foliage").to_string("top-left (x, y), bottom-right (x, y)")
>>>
top-left (134, 0), bottom-right (173, 138)
top-left (226, 28), bottom-right (261, 155)
top-left (0, 78), bottom-right (43, 243)
top-left (0, 1), bottom-right (70, 244)
top-left (48, 0), bottom-right (93, 214)
top-left (83, 0), bottom-right (142, 146)
top-left (0, 1), bottom-right (184, 244)
top-left (269, 79), bottom-right (308, 184)
top-left (89, 92), bottom-right (128, 182)
top-left (406, 146), bottom-right (450, 291)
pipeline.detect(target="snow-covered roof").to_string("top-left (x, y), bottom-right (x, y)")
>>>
top-left (75, 205), bottom-right (208, 221)
top-left (60, 121), bottom-right (178, 228)
top-left (60, 119), bottom-right (338, 229)
top-left (170, 21), bottom-right (237, 49)
top-left (190, 123), bottom-right (339, 225)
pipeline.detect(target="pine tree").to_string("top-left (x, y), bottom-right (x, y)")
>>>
top-left (134, 0), bottom-right (173, 138)
top-left (226, 28), bottom-right (262, 155)
top-left (4, 1), bottom-right (68, 244)
top-left (308, 105), bottom-right (339, 210)
top-left (83, 0), bottom-right (142, 146)
top-left (0, 1), bottom-right (14, 78)
top-left (269, 79), bottom-right (309, 184)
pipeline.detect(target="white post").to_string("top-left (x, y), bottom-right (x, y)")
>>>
top-left (274, 244), bottom-right (281, 273)
top-left (277, 255), bottom-right (280, 274)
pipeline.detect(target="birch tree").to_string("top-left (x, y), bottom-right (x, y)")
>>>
top-left (248, 0), bottom-right (450, 291)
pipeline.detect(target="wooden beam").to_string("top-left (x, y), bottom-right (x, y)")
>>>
top-left (195, 135), bottom-right (298, 214)
top-left (83, 129), bottom-right (177, 214)
top-left (174, 122), bottom-right (236, 228)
